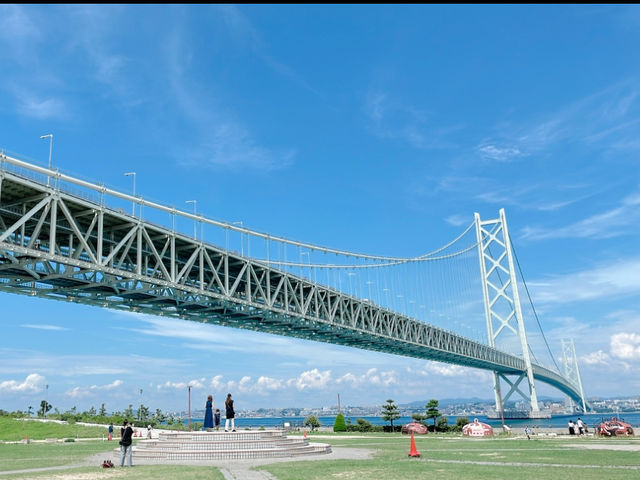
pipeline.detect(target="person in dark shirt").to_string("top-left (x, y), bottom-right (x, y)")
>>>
top-left (214, 408), bottom-right (221, 431)
top-left (225, 393), bottom-right (235, 432)
top-left (119, 420), bottom-right (134, 467)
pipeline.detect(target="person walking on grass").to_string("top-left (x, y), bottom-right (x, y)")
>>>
top-left (225, 393), bottom-right (236, 432)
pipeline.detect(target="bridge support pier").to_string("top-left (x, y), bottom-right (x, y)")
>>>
top-left (475, 209), bottom-right (540, 417)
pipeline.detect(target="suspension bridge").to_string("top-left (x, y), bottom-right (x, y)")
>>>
top-left (0, 151), bottom-right (589, 417)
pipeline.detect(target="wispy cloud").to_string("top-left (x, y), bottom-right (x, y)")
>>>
top-left (21, 324), bottom-right (68, 331)
top-left (216, 5), bottom-right (317, 95)
top-left (476, 144), bottom-right (523, 162)
top-left (479, 79), bottom-right (640, 158)
top-left (364, 90), bottom-right (463, 150)
top-left (445, 214), bottom-right (471, 227)
top-left (0, 347), bottom-right (191, 378)
top-left (167, 30), bottom-right (295, 172)
top-left (529, 257), bottom-right (640, 305)
top-left (11, 88), bottom-right (66, 120)
top-left (521, 191), bottom-right (640, 240)
top-left (66, 379), bottom-right (124, 399)
top-left (127, 314), bottom-right (400, 368)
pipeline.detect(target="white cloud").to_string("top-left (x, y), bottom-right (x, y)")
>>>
top-left (90, 380), bottom-right (123, 391)
top-left (521, 192), bottom-right (640, 241)
top-left (167, 30), bottom-right (294, 172)
top-left (67, 386), bottom-right (91, 399)
top-left (445, 214), bottom-right (471, 227)
top-left (529, 257), bottom-right (640, 305)
top-left (288, 368), bottom-right (332, 391)
top-left (157, 378), bottom-right (204, 391)
top-left (610, 332), bottom-right (640, 361)
top-left (0, 5), bottom-right (38, 41)
top-left (65, 379), bottom-right (124, 399)
top-left (0, 373), bottom-right (45, 394)
top-left (581, 350), bottom-right (610, 365)
top-left (364, 90), bottom-right (462, 150)
top-left (408, 361), bottom-right (480, 378)
top-left (477, 144), bottom-right (522, 162)
top-left (13, 90), bottom-right (66, 120)
top-left (337, 368), bottom-right (397, 387)
top-left (20, 324), bottom-right (68, 331)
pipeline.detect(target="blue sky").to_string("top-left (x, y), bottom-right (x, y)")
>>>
top-left (1, 5), bottom-right (640, 414)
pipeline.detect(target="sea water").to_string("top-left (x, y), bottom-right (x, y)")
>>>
top-left (181, 412), bottom-right (640, 429)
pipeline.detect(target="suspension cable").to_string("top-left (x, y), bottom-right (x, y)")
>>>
top-left (510, 239), bottom-right (560, 373)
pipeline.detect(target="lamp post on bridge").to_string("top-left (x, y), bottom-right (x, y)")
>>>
top-left (233, 221), bottom-right (244, 256)
top-left (187, 385), bottom-right (192, 431)
top-left (40, 134), bottom-right (53, 186)
top-left (124, 172), bottom-right (136, 216)
top-left (185, 200), bottom-right (197, 240)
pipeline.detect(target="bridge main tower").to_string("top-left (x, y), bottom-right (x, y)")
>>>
top-left (475, 209), bottom-right (542, 418)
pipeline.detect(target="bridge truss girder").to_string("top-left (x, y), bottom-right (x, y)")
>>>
top-left (0, 167), bottom-right (584, 406)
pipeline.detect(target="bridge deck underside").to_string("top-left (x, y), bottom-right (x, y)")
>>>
top-left (0, 168), bottom-right (585, 406)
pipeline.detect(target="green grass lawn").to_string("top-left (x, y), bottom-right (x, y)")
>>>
top-left (0, 426), bottom-right (638, 480)
top-left (262, 434), bottom-right (640, 480)
top-left (0, 417), bottom-right (108, 442)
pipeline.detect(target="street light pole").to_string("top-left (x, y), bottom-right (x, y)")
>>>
top-left (233, 221), bottom-right (244, 256)
top-left (124, 172), bottom-right (136, 216)
top-left (187, 385), bottom-right (192, 431)
top-left (40, 134), bottom-right (53, 186)
top-left (186, 200), bottom-right (197, 239)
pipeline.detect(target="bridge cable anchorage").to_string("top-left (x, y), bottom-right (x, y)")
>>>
top-left (510, 238), bottom-right (561, 373)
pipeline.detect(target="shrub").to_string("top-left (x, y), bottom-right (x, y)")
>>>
top-left (356, 418), bottom-right (373, 432)
top-left (333, 413), bottom-right (346, 432)
top-left (304, 415), bottom-right (320, 431)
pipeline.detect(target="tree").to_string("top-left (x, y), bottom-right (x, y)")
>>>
top-left (38, 400), bottom-right (52, 417)
top-left (381, 399), bottom-right (401, 431)
top-left (304, 415), bottom-right (320, 431)
top-left (99, 403), bottom-right (107, 417)
top-left (137, 404), bottom-right (149, 421)
top-left (124, 404), bottom-right (134, 419)
top-left (411, 412), bottom-right (426, 423)
top-left (425, 399), bottom-right (440, 428)
top-left (436, 416), bottom-right (448, 431)
top-left (153, 408), bottom-right (166, 423)
top-left (333, 413), bottom-right (346, 432)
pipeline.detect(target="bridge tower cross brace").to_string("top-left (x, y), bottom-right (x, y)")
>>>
top-left (474, 209), bottom-right (540, 416)
top-left (561, 339), bottom-right (587, 413)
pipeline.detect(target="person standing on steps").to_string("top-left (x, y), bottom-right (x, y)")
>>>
top-left (204, 395), bottom-right (214, 429)
top-left (225, 393), bottom-right (235, 432)
top-left (214, 408), bottom-right (221, 431)
top-left (119, 420), bottom-right (134, 467)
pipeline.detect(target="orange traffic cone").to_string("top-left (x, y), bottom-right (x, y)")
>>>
top-left (408, 433), bottom-right (421, 458)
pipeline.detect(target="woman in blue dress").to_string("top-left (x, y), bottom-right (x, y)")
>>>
top-left (203, 395), bottom-right (214, 429)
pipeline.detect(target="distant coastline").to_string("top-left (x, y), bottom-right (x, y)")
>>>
top-left (179, 412), bottom-right (640, 429)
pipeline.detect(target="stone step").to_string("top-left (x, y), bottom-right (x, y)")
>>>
top-left (122, 430), bottom-right (331, 461)
top-left (135, 439), bottom-right (307, 451)
top-left (158, 431), bottom-right (286, 442)
top-left (132, 443), bottom-right (331, 461)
